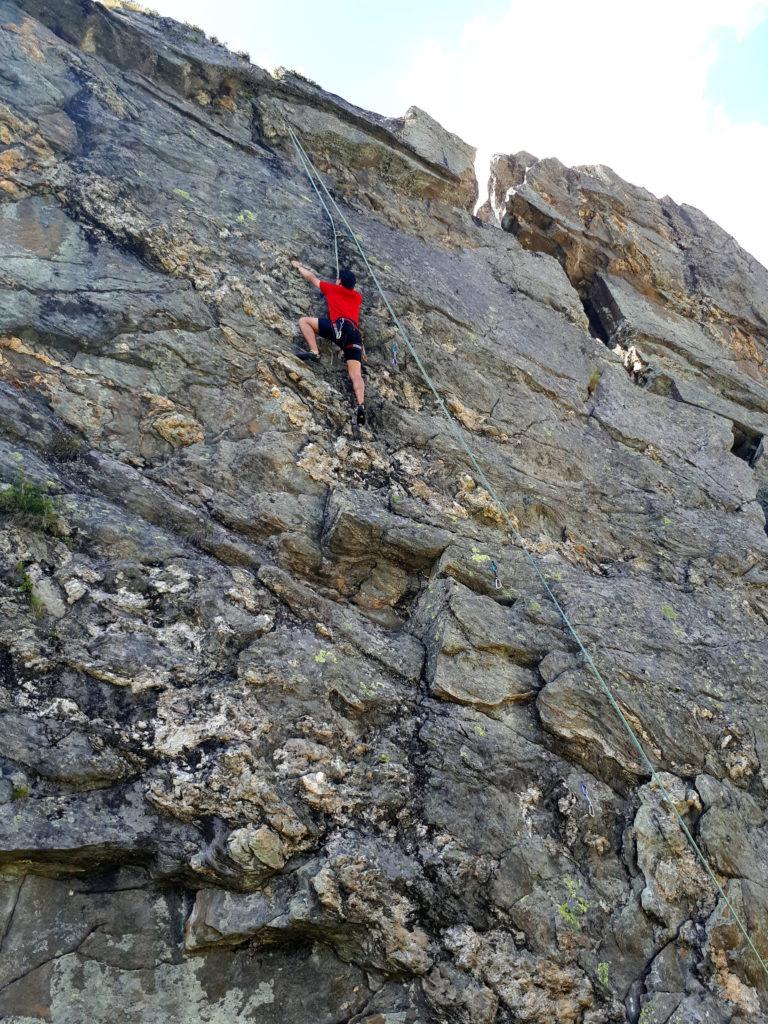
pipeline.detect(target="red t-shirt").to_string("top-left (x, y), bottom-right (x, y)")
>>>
top-left (320, 281), bottom-right (362, 326)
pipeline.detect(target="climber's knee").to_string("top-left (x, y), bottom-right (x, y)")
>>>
top-left (298, 316), bottom-right (319, 343)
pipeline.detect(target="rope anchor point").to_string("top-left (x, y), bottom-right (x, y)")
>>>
top-left (490, 560), bottom-right (503, 590)
top-left (579, 782), bottom-right (596, 817)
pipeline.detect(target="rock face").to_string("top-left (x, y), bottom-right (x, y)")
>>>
top-left (1, 2), bottom-right (768, 1021)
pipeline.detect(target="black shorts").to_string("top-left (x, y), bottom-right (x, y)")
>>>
top-left (318, 317), bottom-right (363, 363)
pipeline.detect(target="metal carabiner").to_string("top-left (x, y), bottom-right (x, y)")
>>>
top-left (580, 782), bottom-right (596, 817)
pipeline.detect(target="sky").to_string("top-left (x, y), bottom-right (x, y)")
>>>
top-left (144, 0), bottom-right (768, 267)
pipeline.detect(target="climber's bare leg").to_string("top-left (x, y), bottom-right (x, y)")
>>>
top-left (346, 359), bottom-right (365, 406)
top-left (298, 316), bottom-right (320, 354)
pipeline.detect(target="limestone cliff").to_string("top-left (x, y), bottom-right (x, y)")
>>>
top-left (1, 2), bottom-right (768, 1022)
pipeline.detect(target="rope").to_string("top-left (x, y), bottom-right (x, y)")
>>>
top-left (283, 118), bottom-right (768, 981)
top-left (289, 129), bottom-right (339, 280)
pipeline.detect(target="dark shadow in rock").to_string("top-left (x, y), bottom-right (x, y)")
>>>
top-left (731, 424), bottom-right (763, 466)
top-left (581, 294), bottom-right (612, 347)
top-left (250, 101), bottom-right (267, 148)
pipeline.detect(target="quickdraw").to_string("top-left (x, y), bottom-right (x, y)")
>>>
top-left (579, 782), bottom-right (596, 817)
top-left (490, 560), bottom-right (502, 590)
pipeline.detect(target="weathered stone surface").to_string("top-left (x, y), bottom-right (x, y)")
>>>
top-left (0, 712), bottom-right (133, 787)
top-left (0, 869), bottom-right (372, 1024)
top-left (185, 837), bottom-right (431, 976)
top-left (0, 0), bottom-right (767, 1020)
top-left (0, 783), bottom-right (202, 870)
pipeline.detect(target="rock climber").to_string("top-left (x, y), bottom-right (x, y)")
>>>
top-left (291, 260), bottom-right (366, 426)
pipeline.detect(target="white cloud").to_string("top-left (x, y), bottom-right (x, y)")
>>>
top-left (397, 0), bottom-right (768, 268)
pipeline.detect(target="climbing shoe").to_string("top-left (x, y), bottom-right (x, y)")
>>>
top-left (356, 404), bottom-right (366, 426)
top-left (296, 350), bottom-right (320, 363)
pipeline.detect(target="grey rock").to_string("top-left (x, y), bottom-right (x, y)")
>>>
top-left (0, 869), bottom-right (372, 1023)
top-left (0, 713), bottom-right (133, 787)
top-left (0, 0), bottom-right (767, 1019)
top-left (0, 783), bottom-right (202, 873)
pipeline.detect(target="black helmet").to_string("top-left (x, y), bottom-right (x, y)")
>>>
top-left (339, 267), bottom-right (356, 289)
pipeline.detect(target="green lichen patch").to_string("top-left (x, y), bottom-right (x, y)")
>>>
top-left (558, 877), bottom-right (590, 929)
top-left (314, 649), bottom-right (338, 665)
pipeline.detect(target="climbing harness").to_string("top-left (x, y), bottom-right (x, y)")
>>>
top-left (331, 317), bottom-right (363, 360)
top-left (489, 560), bottom-right (503, 590)
top-left (284, 117), bottom-right (768, 982)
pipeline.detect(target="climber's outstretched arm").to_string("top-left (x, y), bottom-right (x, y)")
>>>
top-left (291, 260), bottom-right (321, 289)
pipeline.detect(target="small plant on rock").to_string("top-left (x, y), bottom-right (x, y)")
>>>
top-left (0, 477), bottom-right (55, 518)
top-left (47, 430), bottom-right (84, 463)
top-left (16, 563), bottom-right (44, 617)
top-left (1, 477), bottom-right (60, 536)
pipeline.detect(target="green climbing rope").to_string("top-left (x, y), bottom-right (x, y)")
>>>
top-left (283, 116), bottom-right (768, 983)
top-left (288, 128), bottom-right (339, 280)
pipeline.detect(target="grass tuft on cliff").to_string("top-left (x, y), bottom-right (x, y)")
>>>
top-left (0, 477), bottom-right (57, 531)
